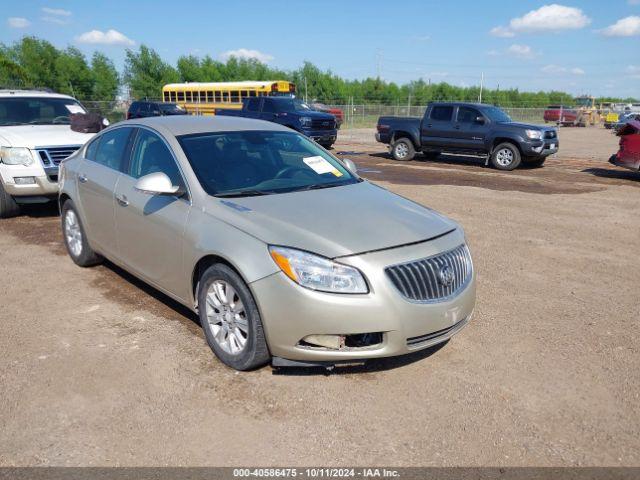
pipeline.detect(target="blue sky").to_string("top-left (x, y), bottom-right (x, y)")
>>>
top-left (3, 1), bottom-right (640, 98)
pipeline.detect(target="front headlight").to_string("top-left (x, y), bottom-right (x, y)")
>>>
top-left (299, 116), bottom-right (312, 127)
top-left (269, 246), bottom-right (368, 294)
top-left (525, 129), bottom-right (543, 140)
top-left (0, 147), bottom-right (34, 166)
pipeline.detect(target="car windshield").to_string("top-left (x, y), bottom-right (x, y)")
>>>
top-left (0, 97), bottom-right (86, 126)
top-left (178, 131), bottom-right (358, 197)
top-left (159, 103), bottom-right (185, 114)
top-left (483, 106), bottom-right (512, 123)
top-left (274, 99), bottom-right (312, 113)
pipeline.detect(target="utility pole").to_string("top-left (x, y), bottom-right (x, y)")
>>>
top-left (479, 72), bottom-right (484, 103)
top-left (304, 76), bottom-right (308, 103)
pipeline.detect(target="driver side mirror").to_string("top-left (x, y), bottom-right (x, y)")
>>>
top-left (134, 172), bottom-right (181, 196)
top-left (343, 158), bottom-right (357, 174)
top-left (475, 116), bottom-right (486, 125)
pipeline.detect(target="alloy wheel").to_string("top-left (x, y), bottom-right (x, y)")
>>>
top-left (205, 280), bottom-right (249, 355)
top-left (64, 209), bottom-right (83, 258)
top-left (495, 148), bottom-right (514, 167)
top-left (395, 142), bottom-right (409, 159)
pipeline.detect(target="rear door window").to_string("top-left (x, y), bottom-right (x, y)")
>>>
top-left (93, 127), bottom-right (133, 172)
top-left (430, 106), bottom-right (454, 122)
top-left (457, 106), bottom-right (481, 124)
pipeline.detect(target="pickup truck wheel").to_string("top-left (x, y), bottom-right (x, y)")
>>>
top-left (61, 200), bottom-right (103, 267)
top-left (391, 138), bottom-right (415, 161)
top-left (491, 143), bottom-right (521, 171)
top-left (0, 182), bottom-right (21, 218)
top-left (198, 264), bottom-right (270, 371)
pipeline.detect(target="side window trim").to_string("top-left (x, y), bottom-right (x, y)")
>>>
top-left (125, 125), bottom-right (192, 203)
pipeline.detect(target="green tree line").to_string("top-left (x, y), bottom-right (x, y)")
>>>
top-left (1, 37), bottom-right (636, 107)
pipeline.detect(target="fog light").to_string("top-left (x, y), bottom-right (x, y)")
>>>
top-left (14, 176), bottom-right (36, 185)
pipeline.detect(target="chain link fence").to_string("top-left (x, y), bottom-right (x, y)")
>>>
top-left (81, 100), bottom-right (547, 129)
top-left (326, 104), bottom-right (546, 129)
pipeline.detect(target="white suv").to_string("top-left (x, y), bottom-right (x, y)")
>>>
top-left (0, 90), bottom-right (97, 217)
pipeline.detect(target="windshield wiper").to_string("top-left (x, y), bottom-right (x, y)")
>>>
top-left (215, 189), bottom-right (274, 198)
top-left (293, 182), bottom-right (350, 192)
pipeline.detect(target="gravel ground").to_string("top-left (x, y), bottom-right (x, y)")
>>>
top-left (0, 127), bottom-right (638, 467)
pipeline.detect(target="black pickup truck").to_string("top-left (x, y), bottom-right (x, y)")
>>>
top-left (376, 102), bottom-right (559, 170)
top-left (217, 97), bottom-right (338, 148)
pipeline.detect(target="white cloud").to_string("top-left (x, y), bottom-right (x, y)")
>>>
top-left (490, 4), bottom-right (590, 37)
top-left (41, 7), bottom-right (71, 16)
top-left (7, 17), bottom-right (30, 28)
top-left (601, 16), bottom-right (640, 37)
top-left (220, 48), bottom-right (274, 63)
top-left (42, 16), bottom-right (69, 24)
top-left (506, 44), bottom-right (537, 59)
top-left (75, 29), bottom-right (135, 46)
top-left (490, 26), bottom-right (515, 38)
top-left (541, 64), bottom-right (585, 75)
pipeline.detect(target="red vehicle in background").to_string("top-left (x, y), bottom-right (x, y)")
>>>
top-left (609, 120), bottom-right (640, 172)
top-left (310, 101), bottom-right (344, 128)
top-left (544, 105), bottom-right (578, 125)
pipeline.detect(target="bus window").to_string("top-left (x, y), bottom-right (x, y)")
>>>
top-left (207, 91), bottom-right (213, 102)
top-left (215, 91), bottom-right (222, 102)
top-left (230, 91), bottom-right (240, 103)
top-left (240, 91), bottom-right (247, 99)
top-left (163, 91), bottom-right (170, 101)
top-left (177, 91), bottom-right (185, 102)
top-left (249, 91), bottom-right (257, 97)
top-left (186, 91), bottom-right (192, 102)
top-left (222, 91), bottom-right (229, 103)
top-left (199, 91), bottom-right (206, 102)
top-left (170, 91), bottom-right (177, 102)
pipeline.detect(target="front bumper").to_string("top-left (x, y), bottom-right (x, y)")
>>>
top-left (251, 229), bottom-right (476, 362)
top-left (521, 138), bottom-right (559, 157)
top-left (303, 128), bottom-right (338, 145)
top-left (0, 164), bottom-right (58, 198)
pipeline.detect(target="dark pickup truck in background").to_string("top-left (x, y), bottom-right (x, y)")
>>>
top-left (217, 97), bottom-right (338, 148)
top-left (376, 102), bottom-right (559, 170)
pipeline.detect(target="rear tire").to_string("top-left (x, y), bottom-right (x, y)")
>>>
top-left (0, 182), bottom-right (21, 218)
top-left (61, 200), bottom-right (103, 267)
top-left (391, 138), bottom-right (415, 161)
top-left (198, 264), bottom-right (270, 371)
top-left (490, 142), bottom-right (521, 171)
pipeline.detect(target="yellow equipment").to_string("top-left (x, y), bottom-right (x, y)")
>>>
top-left (573, 96), bottom-right (601, 127)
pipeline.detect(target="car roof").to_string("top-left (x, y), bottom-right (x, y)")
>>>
top-left (429, 102), bottom-right (493, 108)
top-left (121, 115), bottom-right (291, 136)
top-left (0, 89), bottom-right (77, 100)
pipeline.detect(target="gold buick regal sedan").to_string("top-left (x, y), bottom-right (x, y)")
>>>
top-left (58, 116), bottom-right (475, 370)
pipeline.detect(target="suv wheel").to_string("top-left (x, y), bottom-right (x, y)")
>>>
top-left (490, 143), bottom-right (521, 171)
top-left (391, 138), bottom-right (415, 161)
top-left (198, 264), bottom-right (270, 371)
top-left (61, 200), bottom-right (103, 267)
top-left (0, 182), bottom-right (21, 218)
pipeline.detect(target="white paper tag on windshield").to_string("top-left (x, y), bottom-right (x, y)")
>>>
top-left (65, 104), bottom-right (86, 114)
top-left (303, 156), bottom-right (342, 177)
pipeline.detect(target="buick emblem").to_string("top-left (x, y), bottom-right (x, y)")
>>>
top-left (438, 265), bottom-right (454, 286)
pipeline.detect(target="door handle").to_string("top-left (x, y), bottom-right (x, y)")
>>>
top-left (454, 125), bottom-right (461, 130)
top-left (115, 194), bottom-right (129, 207)
top-left (426, 123), bottom-right (433, 128)
top-left (78, 174), bottom-right (88, 183)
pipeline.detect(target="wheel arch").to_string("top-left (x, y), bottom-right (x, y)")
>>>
top-left (392, 131), bottom-right (420, 149)
top-left (490, 136), bottom-right (523, 154)
top-left (191, 254), bottom-right (250, 309)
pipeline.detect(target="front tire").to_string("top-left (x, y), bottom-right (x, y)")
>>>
top-left (490, 142), bottom-right (521, 171)
top-left (198, 264), bottom-right (270, 371)
top-left (391, 138), bottom-right (415, 161)
top-left (0, 182), bottom-right (21, 218)
top-left (61, 200), bottom-right (103, 267)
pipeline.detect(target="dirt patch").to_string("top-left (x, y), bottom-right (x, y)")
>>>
top-left (0, 204), bottom-right (65, 255)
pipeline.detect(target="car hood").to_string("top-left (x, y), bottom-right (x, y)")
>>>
top-left (293, 110), bottom-right (335, 120)
top-left (0, 125), bottom-right (95, 148)
top-left (208, 181), bottom-right (458, 258)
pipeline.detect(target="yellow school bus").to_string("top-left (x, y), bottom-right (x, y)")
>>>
top-left (162, 80), bottom-right (296, 115)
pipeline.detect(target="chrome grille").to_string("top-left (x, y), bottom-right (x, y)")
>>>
top-left (37, 146), bottom-right (81, 166)
top-left (385, 244), bottom-right (472, 302)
